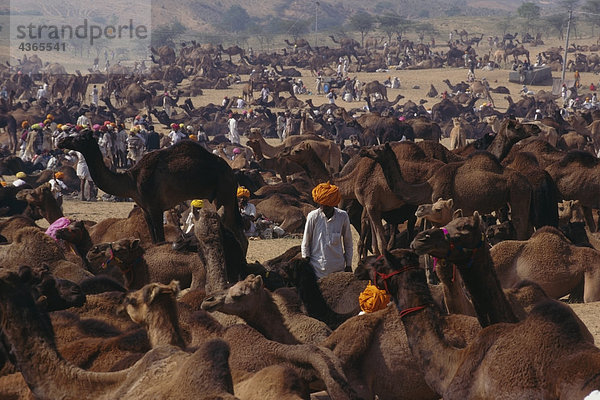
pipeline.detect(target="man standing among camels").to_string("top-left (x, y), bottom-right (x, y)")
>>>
top-left (302, 183), bottom-right (353, 278)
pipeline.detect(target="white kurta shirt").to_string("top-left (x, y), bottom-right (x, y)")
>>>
top-left (301, 207), bottom-right (353, 279)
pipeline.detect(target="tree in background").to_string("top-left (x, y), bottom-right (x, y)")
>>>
top-left (414, 22), bottom-right (437, 43)
top-left (349, 11), bottom-right (374, 47)
top-left (378, 13), bottom-right (412, 43)
top-left (275, 19), bottom-right (310, 40)
top-left (496, 15), bottom-right (513, 36)
top-left (546, 13), bottom-right (569, 39)
top-left (583, 0), bottom-right (600, 36)
top-left (221, 5), bottom-right (250, 33)
top-left (517, 2), bottom-right (541, 31)
top-left (151, 21), bottom-right (186, 47)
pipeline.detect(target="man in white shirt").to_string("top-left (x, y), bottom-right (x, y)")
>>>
top-left (237, 186), bottom-right (257, 237)
top-left (168, 123), bottom-right (186, 146)
top-left (301, 183), bottom-right (353, 279)
top-left (228, 113), bottom-right (240, 144)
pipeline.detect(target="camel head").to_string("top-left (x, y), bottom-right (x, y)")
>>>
top-left (558, 200), bottom-right (585, 225)
top-left (368, 248), bottom-right (422, 296)
top-left (55, 220), bottom-right (87, 244)
top-left (411, 211), bottom-right (485, 262)
top-left (86, 238), bottom-right (143, 274)
top-left (56, 129), bottom-right (96, 152)
top-left (485, 220), bottom-right (516, 246)
top-left (17, 265), bottom-right (85, 311)
top-left (121, 280), bottom-right (180, 325)
top-left (358, 142), bottom-right (393, 163)
top-left (201, 274), bottom-right (264, 316)
top-left (415, 198), bottom-right (459, 226)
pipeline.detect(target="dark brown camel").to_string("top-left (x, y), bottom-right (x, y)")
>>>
top-left (370, 248), bottom-right (600, 400)
top-left (58, 130), bottom-right (246, 252)
top-left (360, 143), bottom-right (533, 241)
top-left (411, 212), bottom-right (519, 327)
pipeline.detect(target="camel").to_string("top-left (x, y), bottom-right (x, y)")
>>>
top-left (193, 208), bottom-right (247, 292)
top-left (246, 129), bottom-right (340, 174)
top-left (284, 38), bottom-right (312, 52)
top-left (490, 226), bottom-right (600, 302)
top-left (0, 270), bottom-right (240, 400)
top-left (505, 152), bottom-right (559, 228)
top-left (546, 151), bottom-right (600, 232)
top-left (120, 279), bottom-right (360, 400)
top-left (371, 248), bottom-right (600, 399)
top-left (359, 143), bottom-right (533, 255)
top-left (201, 274), bottom-right (332, 345)
top-left (448, 117), bottom-right (466, 150)
top-left (58, 130), bottom-right (247, 252)
top-left (415, 198), bottom-right (458, 227)
top-left (411, 212), bottom-right (520, 327)
top-left (0, 226), bottom-right (92, 283)
top-left (362, 80), bottom-right (388, 100)
top-left (86, 238), bottom-right (206, 291)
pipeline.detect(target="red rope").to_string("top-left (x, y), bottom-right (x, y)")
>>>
top-left (376, 266), bottom-right (418, 292)
top-left (399, 305), bottom-right (428, 318)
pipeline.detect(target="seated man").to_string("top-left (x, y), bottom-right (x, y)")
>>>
top-left (237, 186), bottom-right (257, 237)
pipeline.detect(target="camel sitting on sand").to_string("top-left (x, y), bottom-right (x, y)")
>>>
top-left (0, 270), bottom-right (239, 400)
top-left (371, 248), bottom-right (600, 399)
top-left (490, 226), bottom-right (600, 302)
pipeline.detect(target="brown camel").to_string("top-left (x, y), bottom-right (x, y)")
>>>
top-left (58, 130), bottom-right (246, 252)
top-left (201, 274), bottom-right (332, 345)
top-left (0, 270), bottom-right (240, 400)
top-left (360, 143), bottom-right (533, 252)
top-left (120, 279), bottom-right (359, 400)
top-left (371, 248), bottom-right (600, 400)
top-left (490, 226), bottom-right (600, 302)
top-left (86, 238), bottom-right (206, 290)
top-left (546, 151), bottom-right (600, 231)
top-left (0, 227), bottom-right (92, 283)
top-left (246, 129), bottom-right (340, 173)
top-left (411, 212), bottom-right (519, 327)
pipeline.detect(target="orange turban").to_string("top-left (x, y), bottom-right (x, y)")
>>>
top-left (21, 121), bottom-right (29, 128)
top-left (359, 281), bottom-right (391, 313)
top-left (237, 186), bottom-right (250, 198)
top-left (312, 182), bottom-right (340, 207)
top-left (54, 172), bottom-right (65, 179)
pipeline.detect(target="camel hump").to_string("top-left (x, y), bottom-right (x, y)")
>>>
top-left (464, 151), bottom-right (503, 172)
top-left (527, 300), bottom-right (588, 343)
top-left (508, 152), bottom-right (540, 169)
top-left (391, 141), bottom-right (427, 161)
top-left (557, 150), bottom-right (599, 168)
top-left (530, 225), bottom-right (564, 237)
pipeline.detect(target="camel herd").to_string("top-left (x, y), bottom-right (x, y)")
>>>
top-left (4, 33), bottom-right (600, 399)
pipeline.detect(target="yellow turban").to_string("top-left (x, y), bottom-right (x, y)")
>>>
top-left (54, 172), bottom-right (65, 180)
top-left (237, 186), bottom-right (250, 198)
top-left (359, 281), bottom-right (391, 313)
top-left (191, 199), bottom-right (204, 208)
top-left (44, 119), bottom-right (51, 125)
top-left (189, 135), bottom-right (197, 141)
top-left (312, 182), bottom-right (340, 207)
top-left (46, 114), bottom-right (54, 120)
top-left (16, 172), bottom-right (26, 179)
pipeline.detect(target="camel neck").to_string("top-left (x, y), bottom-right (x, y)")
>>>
top-left (244, 291), bottom-right (299, 345)
top-left (146, 302), bottom-right (186, 349)
top-left (454, 245), bottom-right (518, 326)
top-left (387, 272), bottom-right (460, 395)
top-left (254, 133), bottom-right (282, 158)
top-left (374, 149), bottom-right (433, 205)
top-left (77, 143), bottom-right (136, 199)
top-left (1, 294), bottom-right (126, 398)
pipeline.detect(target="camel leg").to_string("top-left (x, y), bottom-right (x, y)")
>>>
top-left (79, 180), bottom-right (87, 201)
top-left (583, 206), bottom-right (597, 232)
top-left (359, 209), bottom-right (371, 260)
top-left (144, 208), bottom-right (166, 243)
top-left (365, 206), bottom-right (386, 256)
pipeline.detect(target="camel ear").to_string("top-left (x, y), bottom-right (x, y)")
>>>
top-left (251, 274), bottom-right (264, 290)
top-left (473, 211), bottom-right (482, 227)
top-left (167, 280), bottom-right (180, 296)
top-left (447, 199), bottom-right (454, 208)
top-left (144, 283), bottom-right (169, 304)
top-left (437, 198), bottom-right (443, 202)
top-left (129, 239), bottom-right (141, 250)
top-left (452, 209), bottom-right (463, 219)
